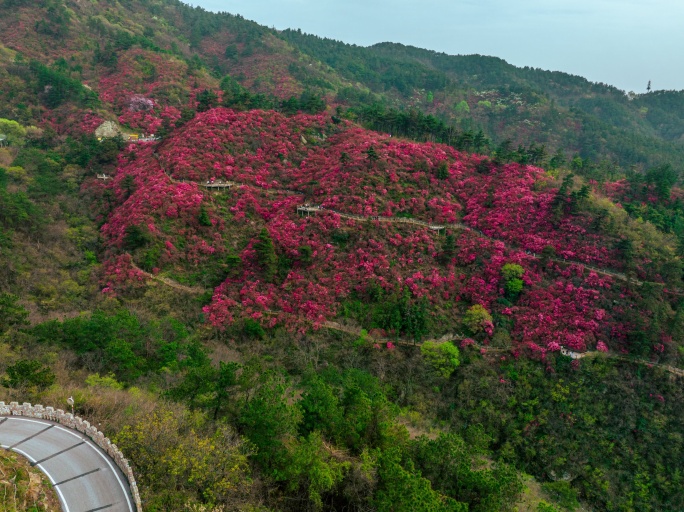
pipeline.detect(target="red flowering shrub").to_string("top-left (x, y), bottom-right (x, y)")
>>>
top-left (80, 111), bottom-right (105, 134)
top-left (100, 253), bottom-right (148, 296)
top-left (94, 108), bottom-right (679, 359)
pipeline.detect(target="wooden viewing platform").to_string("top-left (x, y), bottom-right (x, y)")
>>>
top-left (560, 347), bottom-right (589, 360)
top-left (297, 204), bottom-right (323, 216)
top-left (126, 135), bottom-right (160, 143)
top-left (202, 179), bottom-right (236, 190)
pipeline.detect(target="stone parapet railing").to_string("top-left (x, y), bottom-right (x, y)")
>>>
top-left (0, 401), bottom-right (142, 512)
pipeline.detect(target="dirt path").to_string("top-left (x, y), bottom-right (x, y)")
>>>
top-left (129, 261), bottom-right (206, 294)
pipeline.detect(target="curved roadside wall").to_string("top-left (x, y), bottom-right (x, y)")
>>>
top-left (0, 401), bottom-right (142, 512)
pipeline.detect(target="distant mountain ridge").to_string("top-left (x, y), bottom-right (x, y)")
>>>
top-left (282, 32), bottom-right (684, 166)
top-left (0, 0), bottom-right (683, 171)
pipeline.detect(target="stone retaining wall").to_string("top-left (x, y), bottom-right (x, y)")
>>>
top-left (0, 401), bottom-right (142, 512)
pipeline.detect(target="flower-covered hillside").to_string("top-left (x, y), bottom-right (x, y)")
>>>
top-left (156, 109), bottom-right (335, 184)
top-left (95, 109), bottom-right (683, 361)
top-left (97, 48), bottom-right (211, 133)
top-left (162, 109), bottom-right (679, 280)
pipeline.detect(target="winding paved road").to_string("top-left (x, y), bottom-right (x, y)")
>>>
top-left (0, 416), bottom-right (135, 512)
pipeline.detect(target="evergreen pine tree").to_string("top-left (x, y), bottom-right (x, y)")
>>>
top-left (198, 205), bottom-right (212, 226)
top-left (255, 228), bottom-right (278, 282)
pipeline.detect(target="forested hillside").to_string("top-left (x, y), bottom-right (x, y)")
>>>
top-left (281, 33), bottom-right (684, 169)
top-left (0, 0), bottom-right (683, 511)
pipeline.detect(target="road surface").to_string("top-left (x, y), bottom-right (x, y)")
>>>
top-left (0, 415), bottom-right (135, 512)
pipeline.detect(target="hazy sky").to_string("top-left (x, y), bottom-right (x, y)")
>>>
top-left (189, 0), bottom-right (684, 93)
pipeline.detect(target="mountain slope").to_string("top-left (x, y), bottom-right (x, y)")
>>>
top-left (1, 0), bottom-right (684, 172)
top-left (1, 1), bottom-right (684, 511)
top-left (282, 32), bottom-right (684, 167)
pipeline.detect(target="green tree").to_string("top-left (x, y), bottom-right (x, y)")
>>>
top-left (421, 341), bottom-right (461, 378)
top-left (454, 100), bottom-right (470, 116)
top-left (463, 305), bottom-right (493, 335)
top-left (645, 163), bottom-right (678, 201)
top-left (224, 44), bottom-right (238, 59)
top-left (410, 431), bottom-right (523, 512)
top-left (212, 361), bottom-right (239, 420)
top-left (115, 407), bottom-right (253, 508)
top-left (551, 173), bottom-right (575, 222)
top-left (473, 130), bottom-right (489, 152)
top-left (254, 228), bottom-right (278, 282)
top-left (198, 205), bottom-right (212, 226)
top-left (540, 245), bottom-right (556, 265)
top-left (376, 289), bottom-right (429, 342)
top-left (0, 293), bottom-right (29, 334)
top-left (528, 143), bottom-right (548, 166)
top-left (196, 89), bottom-right (219, 113)
top-left (243, 318), bottom-right (265, 339)
top-left (120, 174), bottom-right (136, 198)
top-left (366, 145), bottom-right (380, 164)
top-left (123, 224), bottom-right (149, 250)
top-left (0, 119), bottom-right (27, 146)
top-left (280, 96), bottom-right (302, 115)
top-left (302, 369), bottom-right (400, 455)
top-left (30, 60), bottom-right (95, 108)
top-left (570, 156), bottom-right (583, 172)
top-left (285, 431), bottom-right (350, 510)
top-left (168, 362), bottom-right (218, 410)
top-left (239, 372), bottom-right (302, 475)
top-left (616, 238), bottom-right (636, 270)
top-left (549, 149), bottom-right (566, 170)
top-left (104, 337), bottom-right (145, 381)
top-left (3, 360), bottom-right (55, 390)
top-left (374, 448), bottom-right (467, 512)
top-left (403, 294), bottom-right (429, 342)
top-left (494, 140), bottom-right (513, 164)
top-left (439, 234), bottom-right (456, 265)
top-left (298, 245), bottom-right (313, 266)
top-left (299, 90), bottom-right (326, 114)
top-left (176, 108), bottom-right (196, 128)
top-left (299, 376), bottom-right (343, 440)
top-left (500, 263), bottom-right (525, 298)
top-left (94, 42), bottom-right (118, 68)
top-left (436, 160), bottom-right (449, 180)
top-left (541, 481), bottom-right (579, 511)
top-left (569, 184), bottom-right (591, 213)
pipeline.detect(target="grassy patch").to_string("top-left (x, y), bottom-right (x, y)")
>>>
top-left (0, 450), bottom-right (60, 511)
